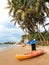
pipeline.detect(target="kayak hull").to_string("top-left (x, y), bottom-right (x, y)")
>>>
top-left (16, 49), bottom-right (44, 60)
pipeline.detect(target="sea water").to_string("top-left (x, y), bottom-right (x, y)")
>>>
top-left (0, 43), bottom-right (14, 51)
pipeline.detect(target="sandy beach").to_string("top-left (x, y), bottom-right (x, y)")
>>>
top-left (0, 45), bottom-right (49, 65)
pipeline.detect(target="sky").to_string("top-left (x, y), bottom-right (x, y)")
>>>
top-left (0, 0), bottom-right (25, 43)
top-left (0, 0), bottom-right (49, 43)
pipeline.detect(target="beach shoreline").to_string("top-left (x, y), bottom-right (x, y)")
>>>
top-left (0, 45), bottom-right (49, 65)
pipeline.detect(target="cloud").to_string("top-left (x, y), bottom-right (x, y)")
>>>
top-left (0, 24), bottom-right (24, 42)
top-left (8, 37), bottom-right (20, 42)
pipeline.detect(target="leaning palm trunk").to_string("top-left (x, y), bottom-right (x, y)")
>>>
top-left (35, 25), bottom-right (46, 44)
top-left (26, 16), bottom-right (45, 45)
top-left (37, 32), bottom-right (42, 42)
top-left (43, 24), bottom-right (47, 32)
top-left (36, 25), bottom-right (45, 45)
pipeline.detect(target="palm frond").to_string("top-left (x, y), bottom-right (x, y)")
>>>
top-left (10, 19), bottom-right (15, 22)
top-left (7, 0), bottom-right (11, 5)
top-left (5, 6), bottom-right (10, 9)
top-left (6, 0), bottom-right (49, 32)
top-left (9, 8), bottom-right (13, 15)
top-left (44, 23), bottom-right (49, 26)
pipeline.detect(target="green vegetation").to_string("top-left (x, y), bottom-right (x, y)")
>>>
top-left (6, 0), bottom-right (49, 45)
top-left (0, 42), bottom-right (16, 44)
top-left (4, 42), bottom-right (16, 44)
top-left (21, 31), bottom-right (49, 45)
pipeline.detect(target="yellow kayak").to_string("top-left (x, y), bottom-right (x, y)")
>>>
top-left (16, 54), bottom-right (30, 60)
top-left (16, 49), bottom-right (44, 60)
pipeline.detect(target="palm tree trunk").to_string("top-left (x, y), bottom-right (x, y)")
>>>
top-left (37, 32), bottom-right (42, 41)
top-left (36, 25), bottom-right (45, 45)
top-left (27, 16), bottom-right (45, 45)
top-left (43, 24), bottom-right (47, 32)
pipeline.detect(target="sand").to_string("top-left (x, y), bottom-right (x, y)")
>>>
top-left (0, 45), bottom-right (49, 65)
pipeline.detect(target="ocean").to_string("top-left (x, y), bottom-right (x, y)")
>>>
top-left (0, 43), bottom-right (15, 51)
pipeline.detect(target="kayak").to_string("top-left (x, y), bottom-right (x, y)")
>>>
top-left (16, 49), bottom-right (44, 60)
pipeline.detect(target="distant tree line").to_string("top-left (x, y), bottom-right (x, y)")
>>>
top-left (3, 42), bottom-right (16, 44)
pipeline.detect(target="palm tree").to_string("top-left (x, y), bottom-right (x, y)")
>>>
top-left (21, 34), bottom-right (28, 43)
top-left (6, 0), bottom-right (49, 50)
